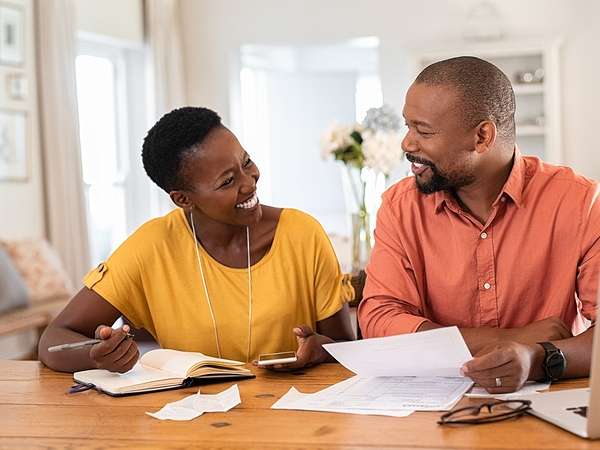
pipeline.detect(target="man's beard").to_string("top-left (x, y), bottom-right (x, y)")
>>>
top-left (407, 155), bottom-right (475, 195)
top-left (415, 167), bottom-right (453, 194)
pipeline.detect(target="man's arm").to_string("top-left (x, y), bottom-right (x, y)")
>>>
top-left (418, 317), bottom-right (572, 355)
top-left (461, 327), bottom-right (593, 394)
top-left (358, 194), bottom-right (431, 337)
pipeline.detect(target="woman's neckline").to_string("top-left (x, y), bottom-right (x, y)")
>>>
top-left (179, 207), bottom-right (286, 272)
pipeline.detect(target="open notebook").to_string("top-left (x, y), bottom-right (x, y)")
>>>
top-left (73, 349), bottom-right (254, 396)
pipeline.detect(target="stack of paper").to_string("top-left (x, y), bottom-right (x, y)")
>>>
top-left (272, 327), bottom-right (474, 416)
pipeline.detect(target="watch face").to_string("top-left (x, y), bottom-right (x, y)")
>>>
top-left (547, 352), bottom-right (566, 378)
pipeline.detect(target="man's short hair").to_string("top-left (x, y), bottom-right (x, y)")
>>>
top-left (142, 106), bottom-right (222, 193)
top-left (415, 56), bottom-right (515, 143)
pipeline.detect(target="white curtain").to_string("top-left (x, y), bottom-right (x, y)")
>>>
top-left (144, 0), bottom-right (187, 215)
top-left (35, 0), bottom-right (90, 285)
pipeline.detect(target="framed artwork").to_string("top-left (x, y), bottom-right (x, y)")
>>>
top-left (0, 109), bottom-right (27, 180)
top-left (0, 4), bottom-right (24, 66)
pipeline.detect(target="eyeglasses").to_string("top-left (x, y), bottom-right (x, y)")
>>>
top-left (438, 399), bottom-right (532, 425)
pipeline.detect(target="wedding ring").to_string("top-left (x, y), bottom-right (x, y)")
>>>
top-left (495, 377), bottom-right (502, 387)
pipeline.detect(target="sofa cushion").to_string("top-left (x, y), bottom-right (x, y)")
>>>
top-left (0, 248), bottom-right (29, 314)
top-left (0, 239), bottom-right (74, 304)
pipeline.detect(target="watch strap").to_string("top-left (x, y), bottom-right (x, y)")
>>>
top-left (538, 341), bottom-right (566, 382)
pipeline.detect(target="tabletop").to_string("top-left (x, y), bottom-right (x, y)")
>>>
top-left (1, 360), bottom-right (598, 449)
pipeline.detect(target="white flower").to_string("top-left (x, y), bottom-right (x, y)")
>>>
top-left (362, 130), bottom-right (404, 175)
top-left (320, 122), bottom-right (361, 159)
top-left (362, 104), bottom-right (401, 132)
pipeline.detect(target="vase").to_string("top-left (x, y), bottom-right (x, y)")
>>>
top-left (351, 209), bottom-right (372, 273)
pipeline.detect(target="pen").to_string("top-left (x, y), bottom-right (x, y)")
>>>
top-left (47, 333), bottom-right (134, 352)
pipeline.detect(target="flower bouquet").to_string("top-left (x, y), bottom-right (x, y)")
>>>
top-left (320, 105), bottom-right (404, 271)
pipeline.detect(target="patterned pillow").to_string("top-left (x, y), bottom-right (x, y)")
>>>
top-left (0, 239), bottom-right (74, 304)
top-left (0, 248), bottom-right (29, 313)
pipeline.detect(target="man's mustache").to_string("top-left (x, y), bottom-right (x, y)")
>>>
top-left (405, 154), bottom-right (435, 168)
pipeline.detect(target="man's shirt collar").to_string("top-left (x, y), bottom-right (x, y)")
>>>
top-left (433, 146), bottom-right (524, 214)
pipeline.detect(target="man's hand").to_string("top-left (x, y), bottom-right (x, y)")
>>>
top-left (508, 317), bottom-right (572, 344)
top-left (89, 325), bottom-right (139, 373)
top-left (255, 325), bottom-right (333, 371)
top-left (461, 341), bottom-right (543, 394)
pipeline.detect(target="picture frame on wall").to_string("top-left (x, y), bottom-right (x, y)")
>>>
top-left (0, 109), bottom-right (27, 181)
top-left (0, 4), bottom-right (24, 66)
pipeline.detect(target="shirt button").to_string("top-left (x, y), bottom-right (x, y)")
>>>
top-left (483, 282), bottom-right (491, 290)
top-left (480, 232), bottom-right (488, 239)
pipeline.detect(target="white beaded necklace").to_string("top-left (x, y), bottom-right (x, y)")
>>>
top-left (190, 211), bottom-right (253, 362)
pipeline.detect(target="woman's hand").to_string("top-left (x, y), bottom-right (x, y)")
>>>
top-left (255, 325), bottom-right (334, 371)
top-left (89, 324), bottom-right (140, 373)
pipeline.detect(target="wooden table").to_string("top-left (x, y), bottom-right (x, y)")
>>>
top-left (1, 360), bottom-right (599, 449)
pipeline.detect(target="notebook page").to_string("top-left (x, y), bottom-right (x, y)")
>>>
top-left (140, 349), bottom-right (244, 378)
top-left (74, 363), bottom-right (178, 393)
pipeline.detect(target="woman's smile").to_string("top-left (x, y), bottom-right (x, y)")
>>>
top-left (235, 192), bottom-right (259, 210)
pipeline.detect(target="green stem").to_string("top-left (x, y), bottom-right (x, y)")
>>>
top-left (345, 165), bottom-right (363, 212)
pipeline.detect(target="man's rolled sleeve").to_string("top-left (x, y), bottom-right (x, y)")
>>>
top-left (577, 184), bottom-right (600, 324)
top-left (358, 190), bottom-right (428, 337)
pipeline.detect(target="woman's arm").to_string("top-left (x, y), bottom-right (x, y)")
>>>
top-left (316, 303), bottom-right (355, 341)
top-left (38, 287), bottom-right (139, 373)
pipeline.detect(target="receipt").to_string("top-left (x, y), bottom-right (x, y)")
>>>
top-left (146, 384), bottom-right (241, 421)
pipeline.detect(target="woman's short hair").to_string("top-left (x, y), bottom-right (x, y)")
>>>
top-left (142, 106), bottom-right (222, 193)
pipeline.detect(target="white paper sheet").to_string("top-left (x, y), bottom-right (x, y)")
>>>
top-left (272, 375), bottom-right (472, 414)
top-left (146, 384), bottom-right (241, 421)
top-left (466, 381), bottom-right (551, 400)
top-left (322, 326), bottom-right (472, 377)
top-left (272, 387), bottom-right (413, 417)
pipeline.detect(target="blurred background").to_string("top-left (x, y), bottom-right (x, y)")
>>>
top-left (0, 0), bottom-right (599, 358)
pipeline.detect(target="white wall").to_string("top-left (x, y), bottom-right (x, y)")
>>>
top-left (265, 70), bottom-right (356, 234)
top-left (179, 0), bottom-right (600, 180)
top-left (75, 0), bottom-right (143, 45)
top-left (0, 0), bottom-right (44, 239)
top-left (0, 0), bottom-right (144, 240)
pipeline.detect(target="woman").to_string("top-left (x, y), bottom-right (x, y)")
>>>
top-left (39, 107), bottom-right (355, 373)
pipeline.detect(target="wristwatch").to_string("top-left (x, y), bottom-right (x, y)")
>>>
top-left (538, 342), bottom-right (567, 382)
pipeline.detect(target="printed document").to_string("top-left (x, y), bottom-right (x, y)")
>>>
top-left (272, 327), bottom-right (474, 414)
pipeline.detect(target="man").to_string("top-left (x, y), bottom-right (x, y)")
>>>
top-left (358, 56), bottom-right (600, 393)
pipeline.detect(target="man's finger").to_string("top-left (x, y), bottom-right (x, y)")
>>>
top-left (473, 377), bottom-right (523, 394)
top-left (465, 360), bottom-right (517, 379)
top-left (470, 372), bottom-right (520, 389)
top-left (463, 349), bottom-right (514, 374)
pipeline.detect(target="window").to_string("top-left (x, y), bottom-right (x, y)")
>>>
top-left (75, 40), bottom-right (149, 265)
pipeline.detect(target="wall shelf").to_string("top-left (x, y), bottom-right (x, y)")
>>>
top-left (513, 83), bottom-right (545, 95)
top-left (517, 125), bottom-right (545, 136)
top-left (416, 38), bottom-right (562, 164)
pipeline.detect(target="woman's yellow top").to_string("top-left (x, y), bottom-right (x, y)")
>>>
top-left (83, 208), bottom-right (353, 362)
